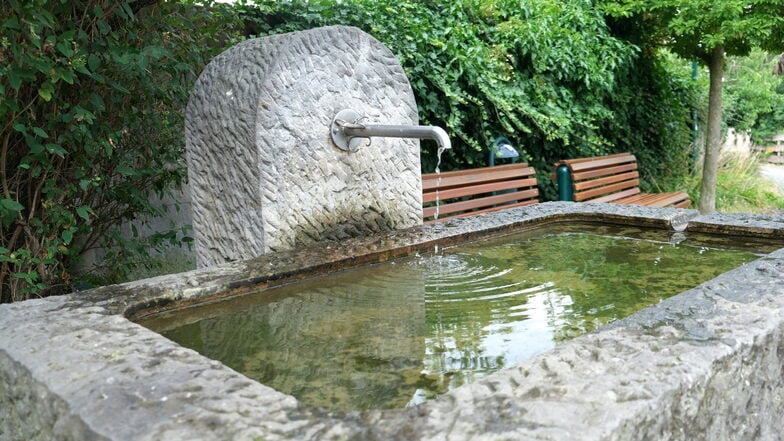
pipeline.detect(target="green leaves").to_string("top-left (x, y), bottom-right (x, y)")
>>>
top-left (2, 0), bottom-right (238, 301)
top-left (0, 199), bottom-right (23, 212)
top-left (38, 82), bottom-right (54, 101)
top-left (75, 205), bottom-right (91, 222)
top-left (61, 229), bottom-right (74, 245)
top-left (724, 50), bottom-right (784, 138)
top-left (244, 0), bottom-right (635, 170)
top-left (0, 199), bottom-right (23, 228)
top-left (602, 0), bottom-right (784, 60)
top-left (600, 0), bottom-right (784, 212)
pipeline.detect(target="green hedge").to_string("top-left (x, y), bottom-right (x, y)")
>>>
top-left (0, 0), bottom-right (240, 301)
top-left (240, 0), bottom-right (696, 198)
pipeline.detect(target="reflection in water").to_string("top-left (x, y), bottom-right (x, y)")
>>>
top-left (159, 264), bottom-right (428, 411)
top-left (142, 224), bottom-right (769, 412)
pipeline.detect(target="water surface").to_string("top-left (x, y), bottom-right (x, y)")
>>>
top-left (140, 223), bottom-right (774, 411)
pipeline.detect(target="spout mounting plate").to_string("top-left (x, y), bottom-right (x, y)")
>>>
top-left (330, 109), bottom-right (368, 152)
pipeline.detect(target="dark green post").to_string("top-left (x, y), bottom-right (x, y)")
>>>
top-left (556, 165), bottom-right (574, 201)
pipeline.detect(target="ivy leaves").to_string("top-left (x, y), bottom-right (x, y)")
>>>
top-left (243, 0), bottom-right (635, 170)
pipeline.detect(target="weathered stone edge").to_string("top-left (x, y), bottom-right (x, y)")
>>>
top-left (5, 202), bottom-right (784, 440)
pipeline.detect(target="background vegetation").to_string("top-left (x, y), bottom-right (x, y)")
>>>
top-left (0, 0), bottom-right (239, 301)
top-left (723, 51), bottom-right (784, 143)
top-left (600, 0), bottom-right (784, 213)
top-left (2, 0), bottom-right (782, 301)
top-left (240, 0), bottom-right (697, 199)
top-left (684, 149), bottom-right (784, 213)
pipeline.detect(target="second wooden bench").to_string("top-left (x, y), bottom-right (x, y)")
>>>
top-left (422, 163), bottom-right (540, 222)
top-left (753, 145), bottom-right (784, 164)
top-left (554, 152), bottom-right (691, 208)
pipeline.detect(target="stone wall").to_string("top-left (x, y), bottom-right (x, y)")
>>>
top-left (0, 349), bottom-right (105, 441)
top-left (186, 26), bottom-right (422, 267)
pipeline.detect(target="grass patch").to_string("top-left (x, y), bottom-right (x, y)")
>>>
top-left (686, 149), bottom-right (784, 213)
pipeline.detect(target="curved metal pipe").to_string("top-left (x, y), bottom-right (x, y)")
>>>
top-left (331, 109), bottom-right (451, 152)
top-left (341, 124), bottom-right (451, 151)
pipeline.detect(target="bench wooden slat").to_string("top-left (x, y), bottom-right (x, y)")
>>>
top-left (573, 171), bottom-right (640, 191)
top-left (560, 152), bottom-right (630, 166)
top-left (423, 188), bottom-right (539, 219)
top-left (563, 153), bottom-right (637, 172)
top-left (555, 152), bottom-right (691, 208)
top-left (574, 179), bottom-right (640, 201)
top-left (588, 187), bottom-right (641, 203)
top-left (423, 199), bottom-right (538, 224)
top-left (422, 163), bottom-right (539, 222)
top-left (423, 164), bottom-right (536, 191)
top-left (614, 193), bottom-right (653, 205)
top-left (422, 178), bottom-right (538, 203)
top-left (423, 168), bottom-right (523, 190)
top-left (615, 191), bottom-right (690, 208)
top-left (571, 163), bottom-right (638, 182)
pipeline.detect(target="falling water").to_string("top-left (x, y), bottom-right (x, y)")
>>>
top-left (433, 144), bottom-right (447, 221)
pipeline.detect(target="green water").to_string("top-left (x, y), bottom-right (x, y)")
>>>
top-left (140, 223), bottom-right (775, 412)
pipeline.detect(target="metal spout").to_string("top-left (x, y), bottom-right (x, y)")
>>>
top-left (330, 109), bottom-right (451, 152)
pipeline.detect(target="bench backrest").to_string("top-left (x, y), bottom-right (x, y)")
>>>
top-left (422, 163), bottom-right (539, 222)
top-left (555, 152), bottom-right (642, 203)
top-left (753, 145), bottom-right (784, 163)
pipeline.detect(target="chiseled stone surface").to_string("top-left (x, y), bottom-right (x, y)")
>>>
top-left (688, 211), bottom-right (784, 238)
top-left (2, 203), bottom-right (784, 440)
top-left (185, 26), bottom-right (422, 267)
top-left (0, 297), bottom-right (362, 441)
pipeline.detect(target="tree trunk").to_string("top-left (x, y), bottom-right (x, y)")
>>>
top-left (698, 45), bottom-right (725, 214)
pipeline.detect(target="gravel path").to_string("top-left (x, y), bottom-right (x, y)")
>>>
top-left (761, 163), bottom-right (784, 188)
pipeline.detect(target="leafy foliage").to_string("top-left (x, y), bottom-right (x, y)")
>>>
top-left (601, 0), bottom-right (784, 61)
top-left (723, 50), bottom-right (784, 136)
top-left (755, 89), bottom-right (784, 143)
top-left (601, 0), bottom-right (784, 213)
top-left (0, 0), bottom-right (240, 301)
top-left (239, 0), bottom-right (640, 184)
top-left (600, 52), bottom-right (696, 193)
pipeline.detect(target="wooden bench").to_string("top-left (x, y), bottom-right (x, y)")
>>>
top-left (422, 163), bottom-right (540, 222)
top-left (554, 152), bottom-right (691, 208)
top-left (753, 145), bottom-right (784, 164)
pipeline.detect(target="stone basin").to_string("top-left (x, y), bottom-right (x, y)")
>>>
top-left (2, 201), bottom-right (784, 440)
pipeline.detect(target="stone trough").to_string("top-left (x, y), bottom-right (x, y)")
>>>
top-left (2, 202), bottom-right (784, 441)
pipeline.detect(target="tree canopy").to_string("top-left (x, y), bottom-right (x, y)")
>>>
top-left (723, 50), bottom-right (784, 137)
top-left (603, 0), bottom-right (784, 213)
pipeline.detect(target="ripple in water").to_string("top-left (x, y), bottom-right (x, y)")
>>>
top-left (144, 223), bottom-right (767, 412)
